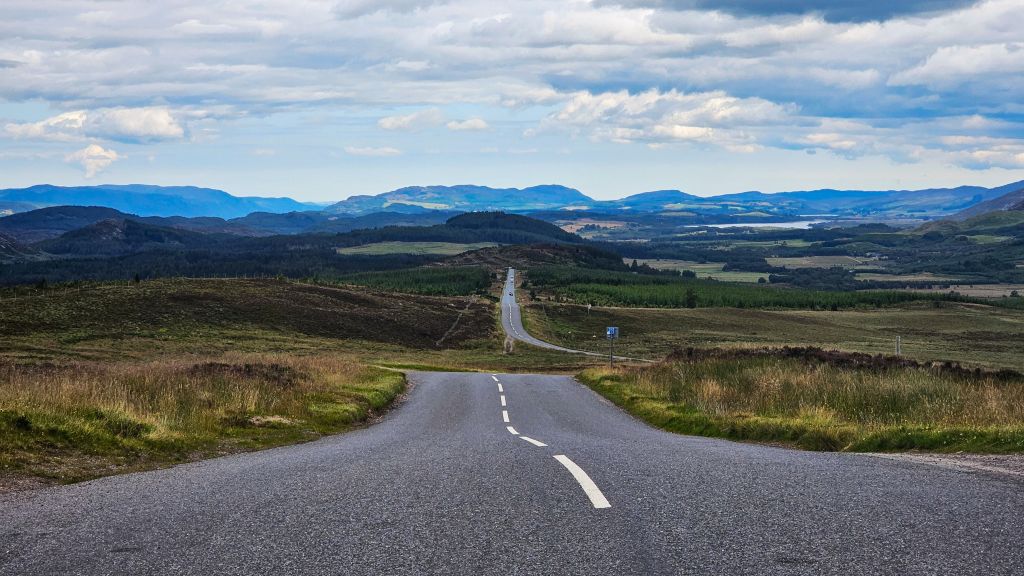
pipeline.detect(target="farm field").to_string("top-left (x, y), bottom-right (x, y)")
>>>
top-left (625, 258), bottom-right (767, 282)
top-left (335, 241), bottom-right (498, 255)
top-left (767, 255), bottom-right (874, 269)
top-left (855, 272), bottom-right (964, 283)
top-left (522, 301), bottom-right (1024, 371)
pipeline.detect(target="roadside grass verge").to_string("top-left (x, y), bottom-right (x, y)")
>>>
top-left (0, 353), bottom-right (405, 485)
top-left (579, 350), bottom-right (1024, 453)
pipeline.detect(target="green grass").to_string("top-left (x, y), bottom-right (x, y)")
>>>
top-left (965, 235), bottom-right (1013, 245)
top-left (766, 256), bottom-right (872, 269)
top-left (579, 354), bottom-right (1024, 452)
top-left (627, 259), bottom-right (767, 283)
top-left (0, 354), bottom-right (405, 484)
top-left (335, 241), bottom-right (498, 256)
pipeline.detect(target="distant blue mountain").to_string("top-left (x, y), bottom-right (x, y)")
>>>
top-left (0, 184), bottom-right (318, 218)
top-left (327, 181), bottom-right (1024, 218)
top-left (327, 184), bottom-right (592, 215)
top-left (4, 179), bottom-right (1024, 220)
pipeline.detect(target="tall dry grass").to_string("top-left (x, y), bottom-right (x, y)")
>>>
top-left (583, 356), bottom-right (1024, 451)
top-left (0, 353), bottom-right (404, 481)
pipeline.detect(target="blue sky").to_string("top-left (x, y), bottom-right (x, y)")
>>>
top-left (1, 0), bottom-right (1022, 202)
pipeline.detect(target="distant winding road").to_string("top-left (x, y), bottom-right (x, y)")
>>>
top-left (2, 270), bottom-right (1023, 574)
top-left (501, 267), bottom-right (641, 361)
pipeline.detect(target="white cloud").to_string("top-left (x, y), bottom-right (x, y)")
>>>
top-left (343, 145), bottom-right (402, 156)
top-left (5, 107), bottom-right (185, 143)
top-left (889, 42), bottom-right (1024, 89)
top-left (446, 118), bottom-right (489, 131)
top-left (0, 0), bottom-right (1022, 177)
top-left (546, 89), bottom-right (795, 149)
top-left (64, 143), bottom-right (120, 177)
top-left (378, 108), bottom-right (444, 131)
top-left (5, 111), bottom-right (86, 142)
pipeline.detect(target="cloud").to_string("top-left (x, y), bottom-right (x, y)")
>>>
top-left (545, 89), bottom-right (795, 149)
top-left (601, 0), bottom-right (979, 22)
top-left (0, 0), bottom-right (1021, 179)
top-left (334, 0), bottom-right (446, 19)
top-left (5, 107), bottom-right (185, 143)
top-left (64, 144), bottom-right (120, 177)
top-left (377, 108), bottom-right (444, 131)
top-left (343, 145), bottom-right (402, 156)
top-left (446, 118), bottom-right (489, 131)
top-left (889, 42), bottom-right (1024, 89)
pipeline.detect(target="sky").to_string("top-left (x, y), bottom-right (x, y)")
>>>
top-left (0, 0), bottom-right (1022, 202)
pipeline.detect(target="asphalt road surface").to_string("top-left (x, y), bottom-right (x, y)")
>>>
top-left (2, 271), bottom-right (1022, 574)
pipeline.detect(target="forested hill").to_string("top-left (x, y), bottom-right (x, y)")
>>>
top-left (0, 212), bottom-right (597, 285)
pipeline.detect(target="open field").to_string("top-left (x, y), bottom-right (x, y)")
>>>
top-left (335, 241), bottom-right (498, 255)
top-left (855, 272), bottom-right (964, 283)
top-left (523, 300), bottom-right (1024, 371)
top-left (713, 239), bottom-right (813, 248)
top-left (625, 258), bottom-right (766, 282)
top-left (0, 278), bottom-right (497, 360)
top-left (767, 255), bottom-right (874, 269)
top-left (580, 349), bottom-right (1024, 453)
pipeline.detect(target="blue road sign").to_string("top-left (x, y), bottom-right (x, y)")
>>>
top-left (606, 326), bottom-right (619, 339)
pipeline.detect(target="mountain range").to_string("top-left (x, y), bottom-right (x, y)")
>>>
top-left (0, 184), bottom-right (319, 219)
top-left (323, 181), bottom-right (1024, 218)
top-left (2, 180), bottom-right (1024, 221)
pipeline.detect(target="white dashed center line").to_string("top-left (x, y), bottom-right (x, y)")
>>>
top-left (502, 410), bottom-right (509, 423)
top-left (500, 395), bottom-right (506, 407)
top-left (519, 436), bottom-right (547, 447)
top-left (497, 383), bottom-right (503, 392)
top-left (491, 375), bottom-right (499, 382)
top-left (506, 426), bottom-right (519, 435)
top-left (553, 455), bottom-right (611, 509)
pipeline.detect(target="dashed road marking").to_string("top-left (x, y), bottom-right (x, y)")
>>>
top-left (520, 436), bottom-right (547, 447)
top-left (502, 410), bottom-right (509, 423)
top-left (491, 375), bottom-right (499, 382)
top-left (500, 395), bottom-right (507, 407)
top-left (506, 426), bottom-right (519, 435)
top-left (497, 383), bottom-right (503, 392)
top-left (553, 455), bottom-right (611, 509)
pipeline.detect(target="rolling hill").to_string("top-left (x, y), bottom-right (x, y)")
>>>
top-left (0, 205), bottom-right (457, 243)
top-left (36, 219), bottom-right (226, 256)
top-left (0, 232), bottom-right (41, 263)
top-left (951, 186), bottom-right (1024, 220)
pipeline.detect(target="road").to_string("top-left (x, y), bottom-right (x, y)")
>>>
top-left (3, 371), bottom-right (1023, 575)
top-left (2, 270), bottom-right (1023, 574)
top-left (501, 267), bottom-right (641, 361)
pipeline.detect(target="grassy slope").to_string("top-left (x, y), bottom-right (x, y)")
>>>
top-left (579, 355), bottom-right (1024, 453)
top-left (1, 355), bottom-right (404, 485)
top-left (523, 300), bottom-right (1024, 371)
top-left (0, 278), bottom-right (603, 487)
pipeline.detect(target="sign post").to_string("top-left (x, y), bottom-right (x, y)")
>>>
top-left (606, 326), bottom-right (619, 367)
